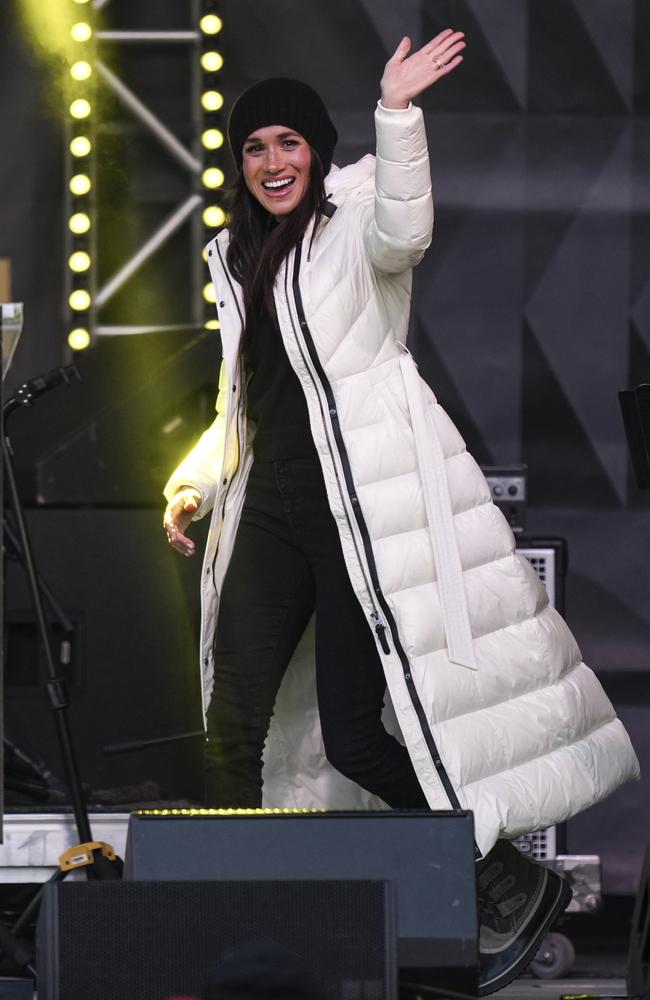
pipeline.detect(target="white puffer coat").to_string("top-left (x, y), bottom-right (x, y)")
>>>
top-left (165, 101), bottom-right (639, 857)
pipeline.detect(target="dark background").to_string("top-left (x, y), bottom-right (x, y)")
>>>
top-left (1, 0), bottom-right (648, 892)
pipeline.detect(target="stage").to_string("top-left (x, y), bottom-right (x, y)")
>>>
top-left (2, 0), bottom-right (649, 997)
top-left (0, 811), bottom-right (639, 1000)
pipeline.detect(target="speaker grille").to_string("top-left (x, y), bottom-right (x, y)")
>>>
top-left (39, 880), bottom-right (394, 1000)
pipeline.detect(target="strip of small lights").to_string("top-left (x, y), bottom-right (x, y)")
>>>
top-left (134, 808), bottom-right (326, 816)
top-left (65, 0), bottom-right (96, 352)
top-left (199, 1), bottom-right (225, 331)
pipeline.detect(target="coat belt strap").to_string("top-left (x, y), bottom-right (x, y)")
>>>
top-left (399, 351), bottom-right (478, 671)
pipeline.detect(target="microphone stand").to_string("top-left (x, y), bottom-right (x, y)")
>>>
top-left (2, 366), bottom-right (122, 977)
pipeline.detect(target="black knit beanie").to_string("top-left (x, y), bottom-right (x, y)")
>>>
top-left (228, 78), bottom-right (337, 175)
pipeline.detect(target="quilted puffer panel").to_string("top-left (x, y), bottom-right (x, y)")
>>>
top-left (311, 286), bottom-right (383, 375)
top-left (372, 528), bottom-right (436, 596)
top-left (452, 502), bottom-right (514, 572)
top-left (356, 472), bottom-right (428, 539)
top-left (314, 295), bottom-right (403, 382)
top-left (343, 423), bottom-right (418, 488)
top-left (388, 553), bottom-right (548, 660)
top-left (443, 451), bottom-right (493, 513)
top-left (369, 106), bottom-right (433, 273)
top-left (463, 553), bottom-right (549, 638)
top-left (332, 361), bottom-right (407, 432)
top-left (466, 718), bottom-right (639, 854)
top-left (433, 662), bottom-right (617, 788)
top-left (388, 582), bottom-right (446, 655)
top-left (426, 398), bottom-right (467, 457)
top-left (362, 498), bottom-right (511, 598)
top-left (411, 607), bottom-right (582, 723)
top-left (366, 354), bottom-right (414, 426)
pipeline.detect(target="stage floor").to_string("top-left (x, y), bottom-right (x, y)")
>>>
top-left (4, 959), bottom-right (633, 998)
top-left (15, 975), bottom-right (629, 999)
top-left (501, 979), bottom-right (627, 1000)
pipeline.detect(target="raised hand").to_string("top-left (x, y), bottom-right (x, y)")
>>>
top-left (380, 29), bottom-right (466, 109)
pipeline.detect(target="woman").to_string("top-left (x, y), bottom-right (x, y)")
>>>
top-left (163, 32), bottom-right (639, 994)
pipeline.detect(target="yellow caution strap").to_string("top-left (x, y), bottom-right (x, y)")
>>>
top-left (59, 841), bottom-right (117, 872)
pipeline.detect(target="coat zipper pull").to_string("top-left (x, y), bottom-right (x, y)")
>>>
top-left (371, 612), bottom-right (391, 654)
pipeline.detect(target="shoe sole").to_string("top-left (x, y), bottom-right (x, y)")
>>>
top-left (478, 872), bottom-right (573, 996)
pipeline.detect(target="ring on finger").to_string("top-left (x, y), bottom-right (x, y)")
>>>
top-left (433, 57), bottom-right (446, 70)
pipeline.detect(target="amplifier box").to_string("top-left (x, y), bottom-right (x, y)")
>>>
top-left (37, 879), bottom-right (396, 1000)
top-left (125, 808), bottom-right (478, 993)
top-left (482, 464), bottom-right (527, 532)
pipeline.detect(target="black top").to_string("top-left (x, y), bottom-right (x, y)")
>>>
top-left (245, 305), bottom-right (317, 461)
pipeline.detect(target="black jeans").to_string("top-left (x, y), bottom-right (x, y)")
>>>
top-left (205, 455), bottom-right (429, 809)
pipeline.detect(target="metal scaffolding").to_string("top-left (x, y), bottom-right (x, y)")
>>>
top-left (64, 0), bottom-right (224, 352)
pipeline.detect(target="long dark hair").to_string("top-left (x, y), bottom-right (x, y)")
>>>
top-left (226, 149), bottom-right (326, 359)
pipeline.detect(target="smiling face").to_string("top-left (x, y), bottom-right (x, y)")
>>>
top-left (241, 125), bottom-right (312, 217)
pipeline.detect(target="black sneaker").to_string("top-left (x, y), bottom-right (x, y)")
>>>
top-left (477, 839), bottom-right (573, 996)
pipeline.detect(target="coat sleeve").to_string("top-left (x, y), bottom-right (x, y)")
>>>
top-left (362, 101), bottom-right (434, 274)
top-left (162, 359), bottom-right (228, 520)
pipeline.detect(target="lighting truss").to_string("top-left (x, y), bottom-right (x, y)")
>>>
top-left (63, 0), bottom-right (226, 353)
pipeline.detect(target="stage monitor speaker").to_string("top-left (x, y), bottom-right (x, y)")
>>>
top-left (627, 841), bottom-right (650, 996)
top-left (0, 979), bottom-right (32, 1000)
top-left (125, 809), bottom-right (478, 994)
top-left (37, 879), bottom-right (396, 1000)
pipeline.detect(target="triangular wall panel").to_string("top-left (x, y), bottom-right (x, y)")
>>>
top-left (465, 0), bottom-right (527, 109)
top-left (410, 317), bottom-right (494, 466)
top-left (418, 126), bottom-right (524, 464)
top-left (358, 0), bottom-right (422, 57)
top-left (524, 127), bottom-right (631, 503)
top-left (528, 0), bottom-right (628, 114)
top-left (522, 323), bottom-right (622, 508)
top-left (524, 118), bottom-right (624, 297)
top-left (633, 0), bottom-right (650, 114)
top-left (573, 0), bottom-right (634, 110)
top-left (420, 0), bottom-right (521, 112)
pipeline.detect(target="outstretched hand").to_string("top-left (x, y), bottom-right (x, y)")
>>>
top-left (163, 486), bottom-right (201, 557)
top-left (380, 29), bottom-right (465, 109)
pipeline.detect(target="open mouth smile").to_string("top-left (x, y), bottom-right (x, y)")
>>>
top-left (261, 176), bottom-right (296, 195)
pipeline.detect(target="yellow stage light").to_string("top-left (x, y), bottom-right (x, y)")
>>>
top-left (200, 14), bottom-right (222, 34)
top-left (202, 167), bottom-right (225, 189)
top-left (203, 206), bottom-right (225, 228)
top-left (201, 128), bottom-right (224, 150)
top-left (70, 98), bottom-right (91, 119)
top-left (202, 246), bottom-right (209, 262)
top-left (70, 60), bottom-right (92, 81)
top-left (69, 212), bottom-right (91, 234)
top-left (201, 51), bottom-right (224, 73)
top-left (136, 807), bottom-right (322, 816)
top-left (69, 251), bottom-right (91, 273)
top-left (72, 0), bottom-right (91, 4)
top-left (203, 282), bottom-right (216, 303)
top-left (70, 173), bottom-right (91, 196)
top-left (201, 90), bottom-right (224, 112)
top-left (69, 289), bottom-right (91, 311)
top-left (71, 22), bottom-right (93, 42)
top-left (205, 319), bottom-right (221, 330)
top-left (70, 136), bottom-right (92, 157)
top-left (68, 328), bottom-right (91, 350)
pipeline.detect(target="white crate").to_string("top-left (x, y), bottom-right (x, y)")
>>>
top-left (519, 546), bottom-right (556, 609)
top-left (0, 813), bottom-right (130, 882)
top-left (516, 546), bottom-right (557, 860)
top-left (514, 827), bottom-right (557, 861)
